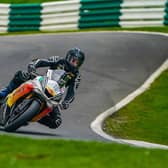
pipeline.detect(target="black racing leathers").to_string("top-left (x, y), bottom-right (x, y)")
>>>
top-left (31, 56), bottom-right (81, 103)
top-left (29, 56), bottom-right (81, 128)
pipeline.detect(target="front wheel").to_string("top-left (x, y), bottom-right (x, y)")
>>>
top-left (4, 100), bottom-right (40, 132)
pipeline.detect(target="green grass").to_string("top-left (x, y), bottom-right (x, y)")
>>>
top-left (79, 26), bottom-right (168, 33)
top-left (0, 135), bottom-right (168, 168)
top-left (1, 26), bottom-right (168, 36)
top-left (0, 23), bottom-right (168, 166)
top-left (0, 0), bottom-right (62, 4)
top-left (104, 69), bottom-right (168, 145)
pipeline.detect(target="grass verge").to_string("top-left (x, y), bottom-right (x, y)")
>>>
top-left (0, 135), bottom-right (168, 168)
top-left (104, 69), bottom-right (168, 146)
top-left (1, 26), bottom-right (168, 36)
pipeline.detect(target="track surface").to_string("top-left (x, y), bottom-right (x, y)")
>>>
top-left (0, 32), bottom-right (167, 141)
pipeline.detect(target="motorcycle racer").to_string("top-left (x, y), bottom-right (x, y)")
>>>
top-left (0, 47), bottom-right (85, 129)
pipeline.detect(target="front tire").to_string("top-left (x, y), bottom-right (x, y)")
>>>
top-left (4, 100), bottom-right (40, 132)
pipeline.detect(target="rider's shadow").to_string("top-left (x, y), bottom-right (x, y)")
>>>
top-left (0, 127), bottom-right (61, 137)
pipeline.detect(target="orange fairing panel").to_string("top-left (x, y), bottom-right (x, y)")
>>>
top-left (7, 83), bottom-right (34, 107)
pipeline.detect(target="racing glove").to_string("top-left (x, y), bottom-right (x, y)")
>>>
top-left (27, 63), bottom-right (36, 73)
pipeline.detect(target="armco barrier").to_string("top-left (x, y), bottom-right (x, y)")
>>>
top-left (0, 0), bottom-right (168, 33)
top-left (40, 0), bottom-right (80, 31)
top-left (0, 4), bottom-right (10, 33)
top-left (8, 4), bottom-right (42, 32)
top-left (164, 1), bottom-right (168, 25)
top-left (79, 0), bottom-right (123, 28)
top-left (0, 1), bottom-right (80, 32)
top-left (120, 0), bottom-right (167, 27)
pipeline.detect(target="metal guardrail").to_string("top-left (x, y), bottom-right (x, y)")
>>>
top-left (79, 0), bottom-right (167, 28)
top-left (120, 0), bottom-right (167, 27)
top-left (0, 0), bottom-right (167, 32)
top-left (0, 1), bottom-right (80, 32)
top-left (41, 0), bottom-right (79, 31)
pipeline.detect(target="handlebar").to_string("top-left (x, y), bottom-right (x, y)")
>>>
top-left (30, 71), bottom-right (40, 77)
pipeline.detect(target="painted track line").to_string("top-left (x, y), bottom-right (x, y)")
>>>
top-left (91, 31), bottom-right (168, 149)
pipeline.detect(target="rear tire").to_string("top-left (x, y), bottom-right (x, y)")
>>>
top-left (4, 100), bottom-right (40, 132)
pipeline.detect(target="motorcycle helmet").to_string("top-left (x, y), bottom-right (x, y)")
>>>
top-left (65, 48), bottom-right (85, 68)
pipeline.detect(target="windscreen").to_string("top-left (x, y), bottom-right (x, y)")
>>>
top-left (47, 69), bottom-right (65, 82)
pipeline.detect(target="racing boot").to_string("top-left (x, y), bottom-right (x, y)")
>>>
top-left (38, 107), bottom-right (62, 129)
top-left (0, 80), bottom-right (17, 104)
top-left (0, 88), bottom-right (8, 101)
top-left (0, 70), bottom-right (31, 102)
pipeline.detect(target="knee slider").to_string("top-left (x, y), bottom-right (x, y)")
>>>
top-left (13, 70), bottom-right (30, 83)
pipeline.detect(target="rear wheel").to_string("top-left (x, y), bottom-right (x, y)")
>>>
top-left (4, 100), bottom-right (40, 132)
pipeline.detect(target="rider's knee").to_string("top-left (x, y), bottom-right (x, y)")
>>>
top-left (13, 70), bottom-right (31, 83)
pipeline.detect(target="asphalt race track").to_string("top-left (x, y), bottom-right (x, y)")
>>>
top-left (0, 32), bottom-right (167, 141)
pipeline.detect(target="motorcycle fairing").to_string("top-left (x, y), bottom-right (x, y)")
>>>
top-left (31, 107), bottom-right (52, 122)
top-left (7, 83), bottom-right (34, 108)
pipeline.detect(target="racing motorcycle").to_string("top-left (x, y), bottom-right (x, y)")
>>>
top-left (0, 69), bottom-right (67, 132)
